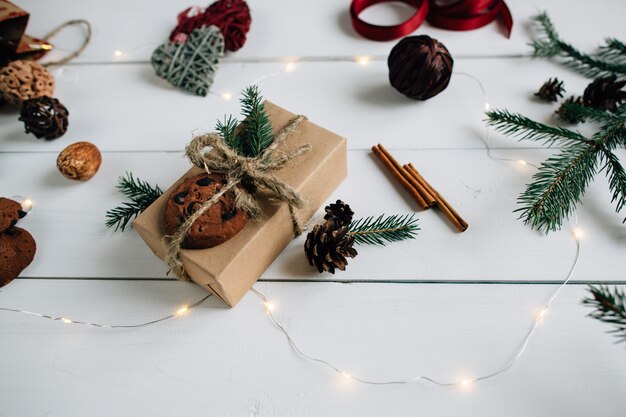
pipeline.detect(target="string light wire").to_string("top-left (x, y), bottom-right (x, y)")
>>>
top-left (0, 57), bottom-right (586, 387)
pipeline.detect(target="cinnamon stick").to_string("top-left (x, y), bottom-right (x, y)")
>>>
top-left (371, 145), bottom-right (429, 209)
top-left (405, 163), bottom-right (468, 232)
top-left (375, 144), bottom-right (436, 206)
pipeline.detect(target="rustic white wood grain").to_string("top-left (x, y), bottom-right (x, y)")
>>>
top-left (0, 58), bottom-right (602, 153)
top-left (2, 149), bottom-right (624, 281)
top-left (17, 0), bottom-right (626, 63)
top-left (0, 280), bottom-right (624, 417)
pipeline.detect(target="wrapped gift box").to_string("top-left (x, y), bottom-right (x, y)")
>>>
top-left (134, 101), bottom-right (348, 307)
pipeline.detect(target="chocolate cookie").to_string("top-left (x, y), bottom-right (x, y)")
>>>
top-left (163, 173), bottom-right (248, 249)
top-left (0, 197), bottom-right (26, 232)
top-left (0, 227), bottom-right (36, 287)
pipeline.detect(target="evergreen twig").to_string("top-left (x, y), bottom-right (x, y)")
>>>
top-left (485, 109), bottom-right (591, 146)
top-left (582, 285), bottom-right (626, 343)
top-left (530, 12), bottom-right (626, 79)
top-left (238, 85), bottom-right (274, 157)
top-left (599, 39), bottom-right (626, 65)
top-left (347, 214), bottom-right (419, 245)
top-left (216, 115), bottom-right (240, 152)
top-left (106, 173), bottom-right (163, 232)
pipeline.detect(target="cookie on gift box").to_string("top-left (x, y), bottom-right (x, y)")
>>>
top-left (0, 197), bottom-right (26, 232)
top-left (0, 227), bottom-right (36, 287)
top-left (163, 173), bottom-right (248, 249)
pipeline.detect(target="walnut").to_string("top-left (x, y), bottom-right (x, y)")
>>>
top-left (56, 141), bottom-right (102, 181)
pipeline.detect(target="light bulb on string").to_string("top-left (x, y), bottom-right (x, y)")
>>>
top-left (221, 93), bottom-right (233, 101)
top-left (113, 50), bottom-right (123, 57)
top-left (355, 55), bottom-right (371, 66)
top-left (284, 62), bottom-right (296, 72)
top-left (11, 195), bottom-right (33, 213)
top-left (176, 306), bottom-right (189, 316)
top-left (61, 317), bottom-right (73, 324)
top-left (573, 227), bottom-right (584, 239)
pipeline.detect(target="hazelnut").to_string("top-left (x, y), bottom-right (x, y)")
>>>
top-left (56, 141), bottom-right (102, 181)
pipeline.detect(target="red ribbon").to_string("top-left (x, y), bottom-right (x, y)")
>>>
top-left (350, 0), bottom-right (513, 41)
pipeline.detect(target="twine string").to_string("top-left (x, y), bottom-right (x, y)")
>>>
top-left (42, 19), bottom-right (92, 67)
top-left (165, 115), bottom-right (311, 281)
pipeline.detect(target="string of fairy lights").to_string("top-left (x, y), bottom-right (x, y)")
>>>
top-left (0, 53), bottom-right (587, 388)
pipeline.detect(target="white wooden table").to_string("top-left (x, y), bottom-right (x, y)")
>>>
top-left (1, 1), bottom-right (625, 416)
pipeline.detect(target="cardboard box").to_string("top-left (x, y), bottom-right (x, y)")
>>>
top-left (134, 101), bottom-right (347, 307)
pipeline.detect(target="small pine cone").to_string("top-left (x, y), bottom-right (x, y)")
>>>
top-left (19, 96), bottom-right (69, 140)
top-left (323, 200), bottom-right (354, 226)
top-left (304, 221), bottom-right (358, 274)
top-left (535, 78), bottom-right (565, 102)
top-left (582, 75), bottom-right (626, 112)
top-left (556, 96), bottom-right (585, 124)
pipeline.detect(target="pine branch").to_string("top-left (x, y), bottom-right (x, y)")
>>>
top-left (600, 148), bottom-right (626, 223)
top-left (347, 214), bottom-right (419, 246)
top-left (117, 172), bottom-right (163, 204)
top-left (216, 115), bottom-right (240, 153)
top-left (599, 38), bottom-right (626, 65)
top-left (515, 143), bottom-right (600, 232)
top-left (530, 12), bottom-right (626, 78)
top-left (106, 173), bottom-right (163, 232)
top-left (559, 102), bottom-right (622, 125)
top-left (105, 201), bottom-right (147, 232)
top-left (238, 85), bottom-right (274, 157)
top-left (485, 109), bottom-right (591, 146)
top-left (582, 285), bottom-right (626, 343)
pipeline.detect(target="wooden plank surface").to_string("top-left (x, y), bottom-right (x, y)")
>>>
top-left (3, 149), bottom-right (625, 281)
top-left (1, 280), bottom-right (625, 417)
top-left (0, 58), bottom-right (602, 152)
top-left (18, 0), bottom-right (626, 62)
top-left (1, 0), bottom-right (626, 415)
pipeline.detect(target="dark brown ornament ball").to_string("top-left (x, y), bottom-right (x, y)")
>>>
top-left (19, 96), bottom-right (69, 140)
top-left (163, 173), bottom-right (248, 249)
top-left (388, 35), bottom-right (454, 101)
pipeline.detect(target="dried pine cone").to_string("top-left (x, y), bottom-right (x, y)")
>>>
top-left (304, 221), bottom-right (358, 274)
top-left (0, 60), bottom-right (54, 106)
top-left (535, 78), bottom-right (565, 102)
top-left (324, 200), bottom-right (354, 226)
top-left (19, 96), bottom-right (69, 140)
top-left (556, 96), bottom-right (586, 124)
top-left (583, 75), bottom-right (626, 112)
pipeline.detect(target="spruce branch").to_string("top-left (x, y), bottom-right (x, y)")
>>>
top-left (599, 38), bottom-right (626, 65)
top-left (238, 85), bottom-right (274, 157)
top-left (515, 143), bottom-right (600, 233)
top-left (559, 102), bottom-right (622, 125)
top-left (106, 173), bottom-right (163, 232)
top-left (347, 214), bottom-right (419, 245)
top-left (600, 148), bottom-right (626, 223)
top-left (582, 285), bottom-right (626, 343)
top-left (530, 12), bottom-right (626, 79)
top-left (485, 109), bottom-right (591, 146)
top-left (216, 115), bottom-right (240, 153)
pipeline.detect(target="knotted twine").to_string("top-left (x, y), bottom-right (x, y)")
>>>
top-left (165, 115), bottom-right (311, 281)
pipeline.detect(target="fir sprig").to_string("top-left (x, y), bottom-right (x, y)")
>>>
top-left (106, 172), bottom-right (163, 232)
top-left (485, 109), bottom-right (591, 146)
top-left (486, 108), bottom-right (626, 232)
top-left (530, 12), bottom-right (626, 79)
top-left (347, 214), bottom-right (419, 245)
top-left (582, 285), bottom-right (626, 343)
top-left (216, 85), bottom-right (274, 158)
top-left (237, 85), bottom-right (274, 157)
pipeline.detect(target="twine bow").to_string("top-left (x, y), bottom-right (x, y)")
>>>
top-left (166, 115), bottom-right (311, 280)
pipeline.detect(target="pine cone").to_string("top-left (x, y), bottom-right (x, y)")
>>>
top-left (304, 221), bottom-right (358, 274)
top-left (19, 96), bottom-right (69, 140)
top-left (324, 200), bottom-right (354, 226)
top-left (535, 78), bottom-right (565, 102)
top-left (582, 75), bottom-right (626, 112)
top-left (556, 96), bottom-right (585, 124)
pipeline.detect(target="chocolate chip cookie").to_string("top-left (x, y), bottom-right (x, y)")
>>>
top-left (0, 227), bottom-right (36, 287)
top-left (163, 173), bottom-right (248, 249)
top-left (0, 197), bottom-right (26, 232)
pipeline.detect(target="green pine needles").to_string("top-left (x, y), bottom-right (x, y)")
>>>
top-left (106, 172), bottom-right (163, 232)
top-left (530, 11), bottom-right (626, 79)
top-left (217, 85), bottom-right (274, 157)
top-left (486, 12), bottom-right (626, 233)
top-left (348, 214), bottom-right (419, 245)
top-left (583, 285), bottom-right (626, 344)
